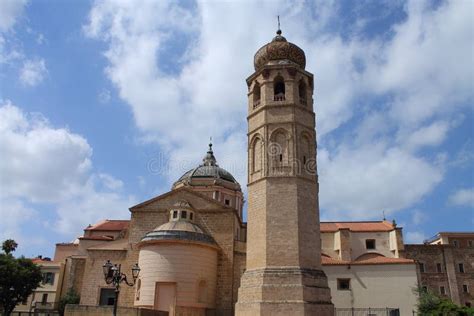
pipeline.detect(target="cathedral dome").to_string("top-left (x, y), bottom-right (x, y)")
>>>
top-left (141, 202), bottom-right (217, 246)
top-left (173, 143), bottom-right (240, 189)
top-left (254, 29), bottom-right (306, 71)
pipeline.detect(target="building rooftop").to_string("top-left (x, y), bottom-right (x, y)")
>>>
top-left (320, 220), bottom-right (395, 232)
top-left (84, 219), bottom-right (129, 231)
top-left (321, 253), bottom-right (414, 266)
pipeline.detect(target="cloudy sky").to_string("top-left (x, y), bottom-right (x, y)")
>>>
top-left (0, 0), bottom-right (472, 257)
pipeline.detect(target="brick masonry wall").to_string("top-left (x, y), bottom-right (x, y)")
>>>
top-left (405, 244), bottom-right (474, 306)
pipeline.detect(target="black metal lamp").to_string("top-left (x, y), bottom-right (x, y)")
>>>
top-left (102, 260), bottom-right (113, 279)
top-left (102, 260), bottom-right (140, 316)
top-left (131, 263), bottom-right (140, 281)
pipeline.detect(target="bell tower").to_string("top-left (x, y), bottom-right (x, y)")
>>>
top-left (235, 28), bottom-right (333, 315)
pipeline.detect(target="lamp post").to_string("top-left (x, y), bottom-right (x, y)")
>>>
top-left (102, 260), bottom-right (140, 316)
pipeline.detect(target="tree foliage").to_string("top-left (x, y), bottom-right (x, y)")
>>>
top-left (416, 287), bottom-right (474, 315)
top-left (1, 240), bottom-right (18, 255)
top-left (0, 240), bottom-right (43, 316)
top-left (58, 288), bottom-right (80, 316)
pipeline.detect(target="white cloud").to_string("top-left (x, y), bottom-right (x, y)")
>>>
top-left (318, 143), bottom-right (443, 219)
top-left (405, 231), bottom-right (426, 244)
top-left (19, 58), bottom-right (47, 86)
top-left (84, 0), bottom-right (472, 219)
top-left (0, 101), bottom-right (135, 241)
top-left (403, 121), bottom-right (450, 151)
top-left (0, 0), bottom-right (27, 32)
top-left (448, 188), bottom-right (474, 208)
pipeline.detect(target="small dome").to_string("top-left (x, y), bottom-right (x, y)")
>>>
top-left (141, 203), bottom-right (216, 246)
top-left (154, 220), bottom-right (204, 234)
top-left (141, 221), bottom-right (216, 245)
top-left (173, 143), bottom-right (239, 188)
top-left (254, 29), bottom-right (306, 71)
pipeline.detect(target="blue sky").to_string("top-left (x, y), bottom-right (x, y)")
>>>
top-left (0, 0), bottom-right (472, 258)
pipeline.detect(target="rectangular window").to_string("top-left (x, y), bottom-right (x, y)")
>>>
top-left (225, 199), bottom-right (230, 206)
top-left (463, 284), bottom-right (469, 293)
top-left (453, 240), bottom-right (459, 248)
top-left (419, 263), bottom-right (425, 273)
top-left (213, 191), bottom-right (220, 200)
top-left (42, 272), bottom-right (55, 285)
top-left (41, 293), bottom-right (48, 304)
top-left (440, 286), bottom-right (446, 295)
top-left (365, 239), bottom-right (376, 250)
top-left (437, 263), bottom-right (442, 273)
top-left (99, 288), bottom-right (116, 306)
top-left (469, 240), bottom-right (473, 248)
top-left (459, 263), bottom-right (465, 273)
top-left (337, 278), bottom-right (350, 290)
top-left (190, 213), bottom-right (193, 220)
top-left (172, 211), bottom-right (178, 219)
top-left (181, 211), bottom-right (187, 219)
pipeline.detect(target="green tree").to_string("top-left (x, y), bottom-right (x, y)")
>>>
top-left (0, 240), bottom-right (43, 316)
top-left (58, 288), bottom-right (80, 316)
top-left (416, 287), bottom-right (474, 315)
top-left (2, 239), bottom-right (18, 255)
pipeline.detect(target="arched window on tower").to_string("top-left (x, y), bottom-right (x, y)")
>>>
top-left (253, 81), bottom-right (261, 109)
top-left (273, 76), bottom-right (285, 101)
top-left (270, 129), bottom-right (289, 173)
top-left (300, 134), bottom-right (311, 174)
top-left (298, 80), bottom-right (307, 105)
top-left (251, 136), bottom-right (263, 173)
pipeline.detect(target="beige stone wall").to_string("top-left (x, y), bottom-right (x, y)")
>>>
top-left (136, 243), bottom-right (217, 309)
top-left (350, 232), bottom-right (394, 260)
top-left (79, 249), bottom-right (128, 306)
top-left (54, 244), bottom-right (79, 262)
top-left (323, 264), bottom-right (418, 315)
top-left (65, 305), bottom-right (161, 316)
top-left (130, 189), bottom-right (239, 314)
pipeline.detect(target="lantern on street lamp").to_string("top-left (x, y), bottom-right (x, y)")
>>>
top-left (102, 260), bottom-right (140, 316)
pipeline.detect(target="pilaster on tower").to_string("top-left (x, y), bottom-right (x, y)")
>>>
top-left (235, 28), bottom-right (333, 316)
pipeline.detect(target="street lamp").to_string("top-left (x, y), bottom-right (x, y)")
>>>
top-left (102, 260), bottom-right (140, 316)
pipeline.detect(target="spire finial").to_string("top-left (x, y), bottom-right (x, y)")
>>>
top-left (203, 138), bottom-right (217, 166)
top-left (277, 15), bottom-right (282, 35)
top-left (383, 210), bottom-right (386, 221)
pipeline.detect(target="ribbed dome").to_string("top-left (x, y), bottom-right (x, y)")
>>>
top-left (141, 220), bottom-right (216, 245)
top-left (173, 143), bottom-right (239, 187)
top-left (254, 30), bottom-right (306, 70)
top-left (155, 220), bottom-right (204, 234)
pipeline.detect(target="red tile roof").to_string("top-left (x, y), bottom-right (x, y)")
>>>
top-left (320, 221), bottom-right (395, 232)
top-left (321, 253), bottom-right (414, 266)
top-left (84, 220), bottom-right (129, 231)
top-left (79, 235), bottom-right (114, 241)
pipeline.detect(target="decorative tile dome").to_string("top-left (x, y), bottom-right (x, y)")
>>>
top-left (173, 143), bottom-right (239, 187)
top-left (254, 29), bottom-right (306, 71)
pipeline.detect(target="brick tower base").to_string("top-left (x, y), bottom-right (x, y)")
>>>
top-left (235, 267), bottom-right (334, 316)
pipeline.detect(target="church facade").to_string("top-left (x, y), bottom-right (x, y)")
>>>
top-left (52, 30), bottom-right (424, 316)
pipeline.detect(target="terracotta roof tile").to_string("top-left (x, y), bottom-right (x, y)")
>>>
top-left (79, 235), bottom-right (114, 241)
top-left (321, 253), bottom-right (414, 266)
top-left (320, 221), bottom-right (394, 232)
top-left (84, 220), bottom-right (129, 231)
top-left (321, 256), bottom-right (350, 265)
top-left (353, 255), bottom-right (414, 265)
